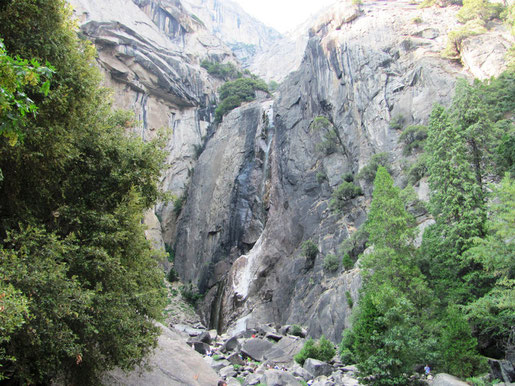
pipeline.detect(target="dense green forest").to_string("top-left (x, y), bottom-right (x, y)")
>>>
top-left (340, 74), bottom-right (515, 384)
top-left (0, 0), bottom-right (167, 383)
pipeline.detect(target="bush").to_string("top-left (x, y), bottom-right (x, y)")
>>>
top-left (342, 253), bottom-right (354, 270)
top-left (301, 240), bottom-right (319, 260)
top-left (356, 152), bottom-right (391, 182)
top-left (180, 283), bottom-right (202, 306)
top-left (399, 125), bottom-right (428, 155)
top-left (345, 291), bottom-right (354, 308)
top-left (442, 20), bottom-right (487, 59)
top-left (174, 194), bottom-right (186, 215)
top-left (200, 59), bottom-right (241, 80)
top-left (316, 171), bottom-right (327, 183)
top-left (310, 116), bottom-right (331, 131)
top-left (456, 0), bottom-right (504, 24)
top-left (294, 336), bottom-right (336, 365)
top-left (290, 324), bottom-right (304, 337)
top-left (330, 181), bottom-right (363, 212)
top-left (167, 268), bottom-right (179, 282)
top-left (268, 80), bottom-right (279, 92)
top-left (389, 114), bottom-right (405, 130)
top-left (323, 254), bottom-right (340, 272)
top-left (407, 153), bottom-right (429, 184)
top-left (215, 77), bottom-right (269, 122)
top-left (316, 128), bottom-right (340, 155)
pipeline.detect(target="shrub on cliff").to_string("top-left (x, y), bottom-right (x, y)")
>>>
top-left (200, 59), bottom-right (241, 80)
top-left (215, 77), bottom-right (269, 122)
top-left (330, 181), bottom-right (363, 212)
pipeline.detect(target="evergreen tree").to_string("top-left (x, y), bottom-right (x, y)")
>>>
top-left (342, 167), bottom-right (433, 384)
top-left (463, 176), bottom-right (515, 357)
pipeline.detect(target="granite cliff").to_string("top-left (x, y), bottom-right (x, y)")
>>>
top-left (70, 0), bottom-right (511, 346)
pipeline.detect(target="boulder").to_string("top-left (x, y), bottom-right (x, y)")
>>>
top-left (291, 363), bottom-right (313, 381)
top-left (227, 352), bottom-right (245, 366)
top-left (311, 376), bottom-right (333, 386)
top-left (208, 329), bottom-right (218, 342)
top-left (227, 378), bottom-right (243, 386)
top-left (174, 324), bottom-right (204, 337)
top-left (488, 358), bottom-right (515, 383)
top-left (241, 338), bottom-right (274, 361)
top-left (197, 331), bottom-right (212, 344)
top-left (304, 358), bottom-right (333, 377)
top-left (265, 332), bottom-right (283, 341)
top-left (244, 373), bottom-right (263, 385)
top-left (222, 336), bottom-right (241, 353)
top-left (264, 336), bottom-right (304, 364)
top-left (220, 365), bottom-right (237, 378)
top-left (261, 369), bottom-right (303, 386)
top-left (188, 341), bottom-right (210, 355)
top-left (211, 359), bottom-right (231, 372)
top-left (431, 373), bottom-right (469, 386)
top-left (103, 324), bottom-right (219, 385)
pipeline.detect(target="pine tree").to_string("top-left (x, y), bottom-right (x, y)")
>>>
top-left (342, 167), bottom-right (433, 384)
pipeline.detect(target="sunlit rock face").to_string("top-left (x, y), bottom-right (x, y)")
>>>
top-left (181, 0), bottom-right (283, 67)
top-left (69, 0), bottom-right (238, 245)
top-left (70, 0), bottom-right (512, 344)
top-left (174, 0), bottom-right (511, 342)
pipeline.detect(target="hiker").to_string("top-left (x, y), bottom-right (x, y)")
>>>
top-left (424, 364), bottom-right (430, 376)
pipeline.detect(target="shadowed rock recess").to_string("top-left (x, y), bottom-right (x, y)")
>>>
top-left (68, 0), bottom-right (511, 383)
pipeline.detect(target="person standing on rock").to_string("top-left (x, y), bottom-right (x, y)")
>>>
top-left (424, 364), bottom-right (431, 376)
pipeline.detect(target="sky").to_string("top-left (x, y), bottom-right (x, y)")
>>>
top-left (232, 0), bottom-right (337, 33)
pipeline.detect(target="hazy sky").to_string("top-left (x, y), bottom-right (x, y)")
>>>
top-left (232, 0), bottom-right (336, 33)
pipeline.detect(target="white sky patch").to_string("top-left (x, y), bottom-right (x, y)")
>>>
top-left (232, 0), bottom-right (337, 33)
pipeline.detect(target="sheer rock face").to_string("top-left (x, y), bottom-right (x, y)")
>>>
top-left (181, 0), bottom-right (282, 67)
top-left (69, 0), bottom-right (236, 244)
top-left (175, 0), bottom-right (511, 343)
top-left (70, 0), bottom-right (512, 345)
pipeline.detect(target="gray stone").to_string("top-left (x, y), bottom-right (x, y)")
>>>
top-left (304, 358), bottom-right (333, 378)
top-left (263, 336), bottom-right (305, 364)
top-left (488, 358), bottom-right (515, 383)
top-left (241, 338), bottom-right (274, 362)
top-left (227, 352), bottom-right (245, 366)
top-left (220, 365), bottom-right (237, 378)
top-left (197, 331), bottom-right (212, 344)
top-left (311, 376), bottom-right (334, 386)
top-left (103, 324), bottom-right (219, 385)
top-left (431, 373), bottom-right (469, 386)
top-left (211, 359), bottom-right (231, 372)
top-left (291, 363), bottom-right (313, 381)
top-left (208, 329), bottom-right (218, 342)
top-left (188, 341), bottom-right (210, 355)
top-left (222, 336), bottom-right (241, 353)
top-left (265, 332), bottom-right (283, 341)
top-left (261, 369), bottom-right (303, 386)
top-left (227, 378), bottom-right (243, 386)
top-left (244, 373), bottom-right (263, 385)
top-left (341, 365), bottom-right (358, 372)
top-left (174, 324), bottom-right (204, 337)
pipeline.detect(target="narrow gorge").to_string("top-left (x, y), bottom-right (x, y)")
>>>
top-left (1, 0), bottom-right (513, 384)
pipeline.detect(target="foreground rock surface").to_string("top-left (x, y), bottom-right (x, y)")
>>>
top-left (104, 324), bottom-right (220, 385)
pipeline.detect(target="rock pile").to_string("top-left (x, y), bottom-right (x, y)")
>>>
top-left (173, 322), bottom-right (361, 385)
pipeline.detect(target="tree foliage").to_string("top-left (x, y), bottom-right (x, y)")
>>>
top-left (0, 40), bottom-right (54, 146)
top-left (294, 336), bottom-right (335, 365)
top-left (0, 0), bottom-right (167, 383)
top-left (215, 77), bottom-right (269, 121)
